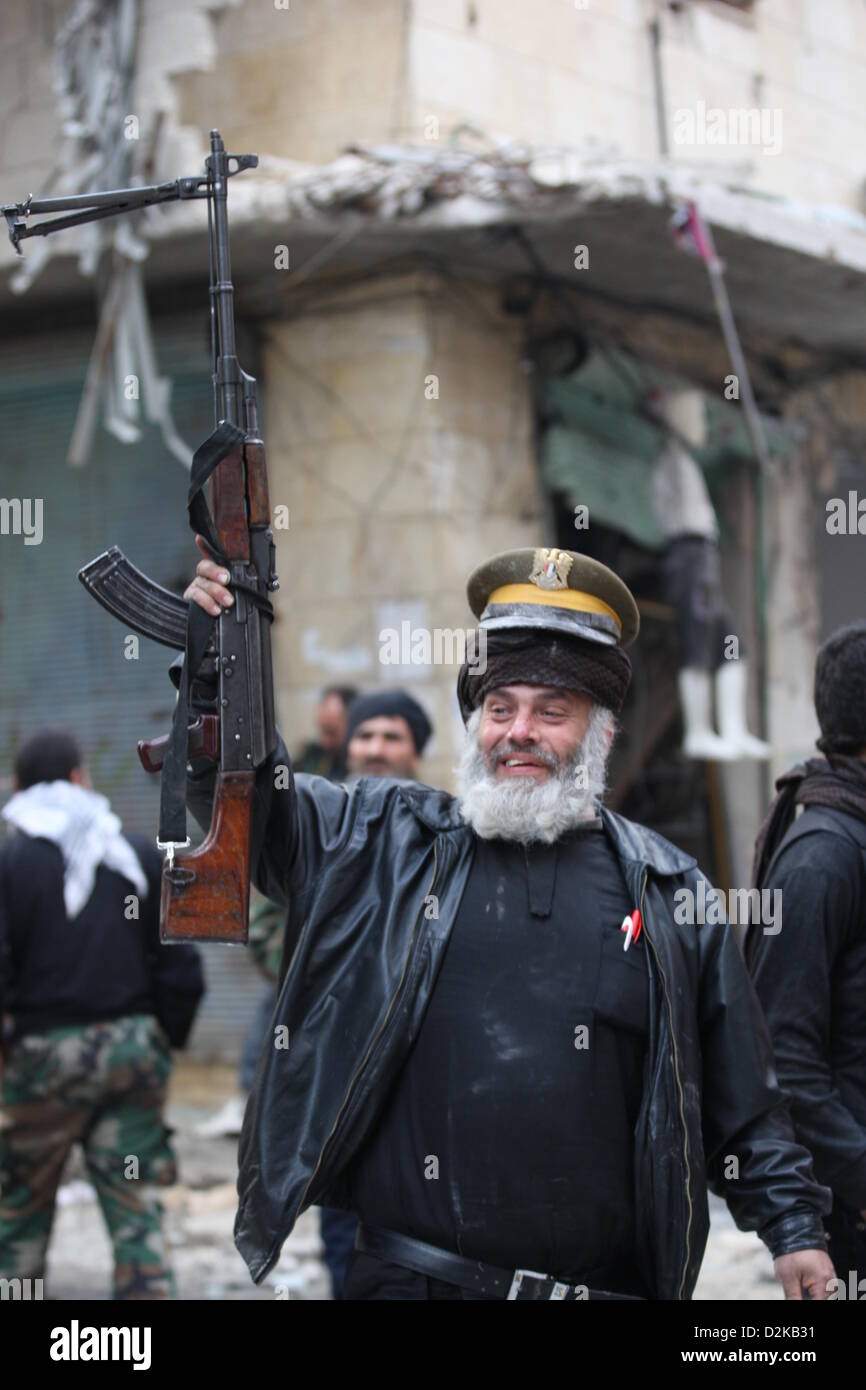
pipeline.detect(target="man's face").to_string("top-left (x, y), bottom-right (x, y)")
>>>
top-left (478, 684), bottom-right (594, 783)
top-left (316, 694), bottom-right (348, 754)
top-left (347, 715), bottom-right (419, 779)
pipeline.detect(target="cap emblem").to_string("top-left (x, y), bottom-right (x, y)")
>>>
top-left (529, 547), bottom-right (573, 591)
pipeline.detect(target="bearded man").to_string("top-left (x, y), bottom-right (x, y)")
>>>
top-left (183, 544), bottom-right (832, 1301)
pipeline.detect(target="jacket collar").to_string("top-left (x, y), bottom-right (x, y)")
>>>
top-left (599, 806), bottom-right (697, 877)
top-left (397, 782), bottom-right (697, 876)
top-left (786, 801), bottom-right (866, 850)
top-left (396, 781), bottom-right (466, 832)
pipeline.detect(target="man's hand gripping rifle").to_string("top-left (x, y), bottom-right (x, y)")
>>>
top-left (3, 130), bottom-right (279, 943)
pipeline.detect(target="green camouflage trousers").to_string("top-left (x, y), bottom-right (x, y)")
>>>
top-left (0, 1014), bottom-right (177, 1299)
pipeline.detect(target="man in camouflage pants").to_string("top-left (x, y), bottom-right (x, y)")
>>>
top-left (0, 730), bottom-right (203, 1299)
top-left (1, 1017), bottom-right (177, 1297)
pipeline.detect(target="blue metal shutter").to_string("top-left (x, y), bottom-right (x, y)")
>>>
top-left (0, 315), bottom-right (273, 1059)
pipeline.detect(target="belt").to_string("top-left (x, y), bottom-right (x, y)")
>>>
top-left (355, 1223), bottom-right (644, 1301)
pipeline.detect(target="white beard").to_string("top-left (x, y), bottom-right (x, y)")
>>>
top-left (456, 704), bottom-right (614, 845)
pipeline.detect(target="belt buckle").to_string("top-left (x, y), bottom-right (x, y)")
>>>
top-left (507, 1268), bottom-right (563, 1301)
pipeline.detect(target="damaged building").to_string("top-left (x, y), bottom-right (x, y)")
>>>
top-left (2, 0), bottom-right (865, 1051)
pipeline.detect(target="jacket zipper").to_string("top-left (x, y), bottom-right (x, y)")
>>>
top-left (639, 866), bottom-right (693, 1300)
top-left (292, 841), bottom-right (440, 1223)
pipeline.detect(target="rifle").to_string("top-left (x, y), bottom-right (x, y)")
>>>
top-left (3, 129), bottom-right (278, 943)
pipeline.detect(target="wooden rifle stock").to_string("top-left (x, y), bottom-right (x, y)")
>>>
top-left (160, 771), bottom-right (254, 943)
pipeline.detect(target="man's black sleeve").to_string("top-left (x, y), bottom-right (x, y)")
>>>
top-left (746, 836), bottom-right (866, 1211)
top-left (168, 655), bottom-right (361, 931)
top-left (695, 881), bottom-right (831, 1258)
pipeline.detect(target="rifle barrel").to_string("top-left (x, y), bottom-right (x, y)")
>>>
top-left (208, 130), bottom-right (241, 428)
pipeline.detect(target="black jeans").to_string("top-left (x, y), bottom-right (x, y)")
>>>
top-left (321, 1207), bottom-right (359, 1300)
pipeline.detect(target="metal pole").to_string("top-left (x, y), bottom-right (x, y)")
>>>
top-left (689, 206), bottom-right (771, 800)
top-left (648, 12), bottom-right (669, 158)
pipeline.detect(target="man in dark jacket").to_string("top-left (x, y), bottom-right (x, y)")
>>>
top-left (0, 730), bottom-right (204, 1299)
top-left (343, 689), bottom-right (432, 782)
top-left (184, 543), bottom-right (833, 1300)
top-left (747, 621), bottom-right (866, 1294)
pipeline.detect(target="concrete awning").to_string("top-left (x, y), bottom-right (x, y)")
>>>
top-left (4, 143), bottom-right (866, 367)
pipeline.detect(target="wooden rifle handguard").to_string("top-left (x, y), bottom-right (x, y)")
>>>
top-left (159, 771), bottom-right (253, 943)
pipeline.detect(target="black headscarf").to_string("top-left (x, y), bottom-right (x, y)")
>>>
top-left (345, 690), bottom-right (433, 755)
top-left (457, 629), bottom-right (632, 722)
top-left (752, 753), bottom-right (866, 889)
top-left (814, 620), bottom-right (866, 756)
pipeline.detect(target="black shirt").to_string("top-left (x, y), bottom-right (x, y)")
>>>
top-left (0, 829), bottom-right (204, 1045)
top-left (350, 823), bottom-right (649, 1291)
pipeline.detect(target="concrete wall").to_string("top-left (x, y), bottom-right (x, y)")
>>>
top-left (402, 0), bottom-right (866, 211)
top-left (260, 270), bottom-right (539, 787)
top-left (765, 441), bottom-right (822, 780)
top-left (176, 0), bottom-right (410, 167)
top-left (178, 0), bottom-right (865, 209)
top-left (0, 0), bottom-right (235, 198)
top-left (4, 1), bottom-right (865, 217)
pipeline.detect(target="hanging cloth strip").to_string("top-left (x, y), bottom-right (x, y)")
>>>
top-left (158, 421), bottom-right (274, 852)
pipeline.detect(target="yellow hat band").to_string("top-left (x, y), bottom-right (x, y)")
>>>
top-left (487, 583), bottom-right (622, 634)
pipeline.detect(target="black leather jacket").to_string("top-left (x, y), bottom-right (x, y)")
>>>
top-left (184, 735), bottom-right (830, 1298)
top-left (747, 806), bottom-right (866, 1210)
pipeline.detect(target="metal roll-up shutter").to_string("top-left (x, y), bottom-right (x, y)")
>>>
top-left (0, 314), bottom-right (274, 1059)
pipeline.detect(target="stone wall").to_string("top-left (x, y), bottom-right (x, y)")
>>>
top-left (179, 0), bottom-right (866, 210)
top-left (260, 270), bottom-right (540, 789)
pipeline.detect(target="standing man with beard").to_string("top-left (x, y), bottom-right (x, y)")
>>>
top-left (184, 544), bottom-right (833, 1301)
